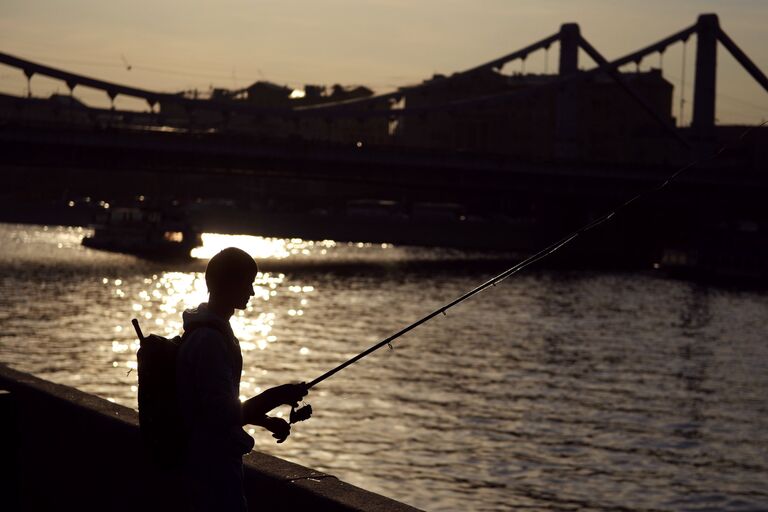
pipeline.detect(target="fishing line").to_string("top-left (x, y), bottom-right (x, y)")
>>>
top-left (305, 121), bottom-right (767, 391)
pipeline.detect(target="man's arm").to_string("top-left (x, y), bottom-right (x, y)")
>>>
top-left (241, 383), bottom-right (307, 425)
top-left (249, 415), bottom-right (292, 443)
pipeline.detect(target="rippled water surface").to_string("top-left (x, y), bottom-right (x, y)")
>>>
top-left (1, 223), bottom-right (767, 511)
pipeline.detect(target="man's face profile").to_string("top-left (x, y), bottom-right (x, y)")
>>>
top-left (233, 271), bottom-right (257, 310)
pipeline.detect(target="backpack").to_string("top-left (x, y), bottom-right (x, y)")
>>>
top-left (132, 318), bottom-right (222, 468)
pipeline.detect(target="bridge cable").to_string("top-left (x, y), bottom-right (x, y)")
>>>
top-left (577, 35), bottom-right (688, 148)
top-left (680, 38), bottom-right (688, 127)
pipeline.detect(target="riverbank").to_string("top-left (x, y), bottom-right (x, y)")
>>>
top-left (0, 364), bottom-right (422, 512)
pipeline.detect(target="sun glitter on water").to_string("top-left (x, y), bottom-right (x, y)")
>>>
top-left (191, 233), bottom-right (337, 261)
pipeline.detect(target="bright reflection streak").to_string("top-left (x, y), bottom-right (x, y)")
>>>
top-left (191, 233), bottom-right (337, 260)
top-left (192, 233), bottom-right (291, 260)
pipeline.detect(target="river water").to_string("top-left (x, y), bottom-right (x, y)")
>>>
top-left (1, 223), bottom-right (766, 511)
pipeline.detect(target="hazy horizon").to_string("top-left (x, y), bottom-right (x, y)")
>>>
top-left (1, 0), bottom-right (766, 124)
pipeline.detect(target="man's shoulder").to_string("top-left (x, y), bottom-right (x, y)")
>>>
top-left (185, 322), bottom-right (229, 339)
top-left (181, 304), bottom-right (232, 341)
top-left (179, 324), bottom-right (230, 357)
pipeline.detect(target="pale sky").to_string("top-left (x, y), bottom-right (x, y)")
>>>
top-left (1, 0), bottom-right (766, 124)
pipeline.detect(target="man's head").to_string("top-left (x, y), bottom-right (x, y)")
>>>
top-left (205, 247), bottom-right (258, 310)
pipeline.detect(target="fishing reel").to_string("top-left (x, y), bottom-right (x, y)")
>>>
top-left (271, 403), bottom-right (312, 444)
top-left (290, 402), bottom-right (313, 424)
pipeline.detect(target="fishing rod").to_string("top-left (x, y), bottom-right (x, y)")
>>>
top-left (304, 122), bottom-right (766, 392)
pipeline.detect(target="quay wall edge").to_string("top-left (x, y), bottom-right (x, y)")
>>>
top-left (0, 363), bottom-right (422, 512)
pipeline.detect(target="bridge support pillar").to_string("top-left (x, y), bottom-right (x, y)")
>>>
top-left (556, 23), bottom-right (581, 160)
top-left (692, 14), bottom-right (718, 137)
top-left (559, 23), bottom-right (580, 75)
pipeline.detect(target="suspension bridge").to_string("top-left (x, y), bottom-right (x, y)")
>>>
top-left (0, 13), bottom-right (766, 267)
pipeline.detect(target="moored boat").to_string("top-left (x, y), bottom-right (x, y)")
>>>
top-left (82, 206), bottom-right (201, 260)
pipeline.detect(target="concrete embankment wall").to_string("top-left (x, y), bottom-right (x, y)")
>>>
top-left (0, 364), bottom-right (422, 512)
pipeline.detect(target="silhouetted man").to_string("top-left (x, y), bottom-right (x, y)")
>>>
top-left (176, 247), bottom-right (307, 511)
